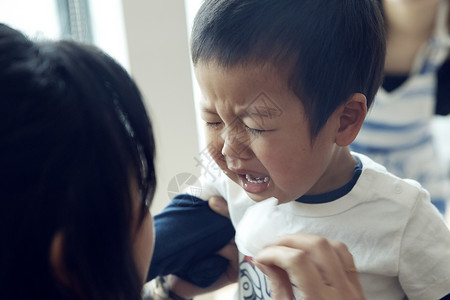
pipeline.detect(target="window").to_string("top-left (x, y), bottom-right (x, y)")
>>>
top-left (0, 0), bottom-right (128, 69)
top-left (0, 0), bottom-right (61, 39)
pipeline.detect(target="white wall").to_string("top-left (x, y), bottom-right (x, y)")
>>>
top-left (120, 1), bottom-right (200, 215)
top-left (89, 0), bottom-right (130, 70)
top-left (120, 2), bottom-right (239, 299)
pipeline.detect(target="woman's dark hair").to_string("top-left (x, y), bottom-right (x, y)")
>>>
top-left (192, 0), bottom-right (386, 137)
top-left (0, 24), bottom-right (156, 299)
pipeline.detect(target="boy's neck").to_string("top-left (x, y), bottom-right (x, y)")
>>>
top-left (306, 147), bottom-right (357, 196)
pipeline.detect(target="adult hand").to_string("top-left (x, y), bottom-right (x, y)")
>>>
top-left (208, 195), bottom-right (238, 286)
top-left (254, 234), bottom-right (365, 300)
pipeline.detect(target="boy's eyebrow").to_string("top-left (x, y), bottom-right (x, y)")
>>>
top-left (200, 106), bottom-right (258, 118)
top-left (244, 101), bottom-right (283, 120)
top-left (200, 107), bottom-right (217, 114)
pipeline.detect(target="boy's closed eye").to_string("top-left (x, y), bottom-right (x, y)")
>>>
top-left (206, 119), bottom-right (271, 135)
top-left (244, 125), bottom-right (267, 135)
top-left (205, 121), bottom-right (223, 129)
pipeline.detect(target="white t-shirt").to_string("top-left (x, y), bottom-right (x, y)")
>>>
top-left (195, 153), bottom-right (450, 300)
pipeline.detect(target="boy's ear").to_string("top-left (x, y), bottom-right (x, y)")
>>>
top-left (335, 93), bottom-right (367, 146)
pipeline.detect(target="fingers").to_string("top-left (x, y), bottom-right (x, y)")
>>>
top-left (208, 195), bottom-right (230, 218)
top-left (274, 234), bottom-right (349, 288)
top-left (255, 246), bottom-right (324, 300)
top-left (216, 241), bottom-right (239, 283)
top-left (254, 234), bottom-right (365, 300)
top-left (330, 240), bottom-right (365, 297)
top-left (254, 262), bottom-right (294, 300)
top-left (216, 239), bottom-right (237, 261)
top-left (209, 196), bottom-right (237, 284)
top-left (164, 275), bottom-right (204, 299)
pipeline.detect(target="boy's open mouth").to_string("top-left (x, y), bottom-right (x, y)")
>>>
top-left (245, 174), bottom-right (270, 184)
top-left (239, 173), bottom-right (271, 194)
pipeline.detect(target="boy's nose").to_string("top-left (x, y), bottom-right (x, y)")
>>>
top-left (220, 125), bottom-right (253, 160)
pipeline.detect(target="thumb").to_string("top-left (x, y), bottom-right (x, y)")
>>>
top-left (208, 196), bottom-right (230, 218)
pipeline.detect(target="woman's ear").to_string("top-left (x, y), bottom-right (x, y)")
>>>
top-left (335, 93), bottom-right (367, 146)
top-left (49, 231), bottom-right (71, 287)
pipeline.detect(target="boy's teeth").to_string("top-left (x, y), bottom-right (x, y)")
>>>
top-left (245, 174), bottom-right (270, 184)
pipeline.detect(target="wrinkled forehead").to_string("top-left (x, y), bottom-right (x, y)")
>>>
top-left (195, 62), bottom-right (299, 124)
top-left (194, 61), bottom-right (290, 93)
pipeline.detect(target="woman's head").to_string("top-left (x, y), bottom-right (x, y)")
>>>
top-left (0, 24), bottom-right (156, 299)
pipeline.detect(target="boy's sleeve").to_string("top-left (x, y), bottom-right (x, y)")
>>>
top-left (398, 191), bottom-right (450, 300)
top-left (147, 193), bottom-right (235, 288)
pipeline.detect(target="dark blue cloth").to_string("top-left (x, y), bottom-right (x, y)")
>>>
top-left (147, 194), bottom-right (235, 288)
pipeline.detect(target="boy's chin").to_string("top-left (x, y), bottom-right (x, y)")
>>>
top-left (247, 192), bottom-right (295, 205)
top-left (244, 190), bottom-right (277, 204)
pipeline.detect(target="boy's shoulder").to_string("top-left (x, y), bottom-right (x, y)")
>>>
top-left (354, 152), bottom-right (430, 206)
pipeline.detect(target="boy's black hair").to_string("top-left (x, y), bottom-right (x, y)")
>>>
top-left (0, 24), bottom-right (156, 299)
top-left (192, 0), bottom-right (386, 137)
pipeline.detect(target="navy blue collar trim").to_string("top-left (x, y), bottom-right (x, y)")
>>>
top-left (295, 156), bottom-right (362, 204)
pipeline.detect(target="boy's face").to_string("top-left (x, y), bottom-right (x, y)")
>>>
top-left (195, 64), bottom-right (346, 204)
